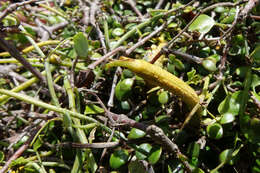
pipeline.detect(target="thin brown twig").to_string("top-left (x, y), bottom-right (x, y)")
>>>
top-left (107, 67), bottom-right (122, 108)
top-left (0, 0), bottom-right (38, 21)
top-left (88, 46), bottom-right (126, 70)
top-left (58, 141), bottom-right (119, 148)
top-left (221, 6), bottom-right (240, 40)
top-left (0, 126), bottom-right (41, 173)
top-left (125, 22), bottom-right (167, 55)
top-left (151, 1), bottom-right (243, 64)
top-left (124, 0), bottom-right (144, 20)
top-left (95, 22), bottom-right (108, 54)
top-left (99, 127), bottom-right (115, 163)
top-left (22, 18), bottom-right (69, 41)
top-left (155, 0), bottom-right (165, 9)
top-left (0, 38), bottom-right (46, 84)
top-left (168, 49), bottom-right (203, 64)
top-left (240, 0), bottom-right (259, 19)
top-left (250, 15), bottom-right (260, 20)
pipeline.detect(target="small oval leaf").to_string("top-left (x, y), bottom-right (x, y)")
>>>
top-left (115, 79), bottom-right (134, 101)
top-left (136, 143), bottom-right (152, 160)
top-left (188, 14), bottom-right (215, 34)
top-left (73, 32), bottom-right (88, 58)
top-left (220, 113), bottom-right (235, 124)
top-left (218, 91), bottom-right (243, 116)
top-left (128, 128), bottom-right (146, 139)
top-left (148, 146), bottom-right (162, 164)
top-left (109, 149), bottom-right (129, 169)
top-left (219, 149), bottom-right (233, 164)
top-left (158, 91), bottom-right (169, 104)
top-left (202, 59), bottom-right (217, 72)
top-left (207, 123), bottom-right (223, 139)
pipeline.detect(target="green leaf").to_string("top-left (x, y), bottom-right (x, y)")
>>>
top-left (13, 136), bottom-right (29, 149)
top-left (250, 45), bottom-right (260, 64)
top-left (243, 118), bottom-right (260, 144)
top-left (187, 142), bottom-right (200, 158)
top-left (128, 128), bottom-right (146, 139)
top-left (63, 112), bottom-right (72, 128)
top-left (121, 100), bottom-right (131, 110)
top-left (73, 32), bottom-right (89, 58)
top-left (115, 78), bottom-right (134, 101)
top-left (251, 74), bottom-right (260, 92)
top-left (252, 92), bottom-right (260, 104)
top-left (158, 91), bottom-right (169, 104)
top-left (207, 123), bottom-right (223, 140)
top-left (188, 14), bottom-right (215, 34)
top-left (155, 115), bottom-right (170, 124)
top-left (148, 146), bottom-right (162, 164)
top-left (235, 66), bottom-right (249, 78)
top-left (218, 91), bottom-right (243, 116)
top-left (109, 149), bottom-right (129, 169)
top-left (33, 137), bottom-right (42, 151)
top-left (84, 104), bottom-right (104, 115)
top-left (0, 151), bottom-right (4, 162)
top-left (128, 161), bottom-right (147, 173)
top-left (112, 28), bottom-right (125, 37)
top-left (219, 149), bottom-right (234, 165)
top-left (220, 113), bottom-right (235, 124)
top-left (10, 157), bottom-right (28, 167)
top-left (202, 58), bottom-right (217, 72)
top-left (136, 143), bottom-right (152, 160)
top-left (85, 150), bottom-right (98, 172)
top-left (187, 68), bottom-right (202, 85)
top-left (172, 58), bottom-right (185, 71)
top-left (220, 8), bottom-right (236, 24)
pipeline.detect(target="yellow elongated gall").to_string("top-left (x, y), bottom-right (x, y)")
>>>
top-left (106, 56), bottom-right (200, 109)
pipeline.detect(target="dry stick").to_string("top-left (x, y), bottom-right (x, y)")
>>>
top-left (221, 6), bottom-right (240, 40)
top-left (88, 91), bottom-right (116, 125)
top-left (85, 0), bottom-right (100, 27)
top-left (23, 18), bottom-right (69, 41)
top-left (250, 15), bottom-right (260, 20)
top-left (168, 49), bottom-right (203, 64)
top-left (146, 125), bottom-right (192, 173)
top-left (240, 0), bottom-right (259, 19)
top-left (107, 67), bottom-right (122, 107)
top-left (95, 22), bottom-right (108, 54)
top-left (124, 0), bottom-right (144, 19)
top-left (99, 127), bottom-right (115, 163)
top-left (0, 0), bottom-right (38, 21)
top-left (108, 112), bottom-right (192, 172)
top-left (150, 1), bottom-right (242, 64)
top-left (0, 38), bottom-right (46, 84)
top-left (125, 22), bottom-right (166, 55)
top-left (81, 6), bottom-right (90, 25)
top-left (0, 126), bottom-right (41, 173)
top-left (58, 141), bottom-right (119, 148)
top-left (88, 46), bottom-right (126, 70)
top-left (155, 0), bottom-right (165, 9)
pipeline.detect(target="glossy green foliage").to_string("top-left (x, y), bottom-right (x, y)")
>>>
top-left (189, 14), bottom-right (215, 34)
top-left (127, 128), bottom-right (146, 139)
top-left (218, 91), bottom-right (243, 116)
top-left (0, 151), bottom-right (4, 162)
top-left (128, 161), bottom-right (147, 173)
top-left (109, 149), bottom-right (129, 169)
top-left (115, 78), bottom-right (134, 101)
top-left (158, 91), bottom-right (169, 104)
top-left (84, 104), bottom-right (104, 114)
top-left (73, 32), bottom-right (89, 58)
top-left (250, 45), bottom-right (260, 65)
top-left (207, 123), bottom-right (223, 140)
